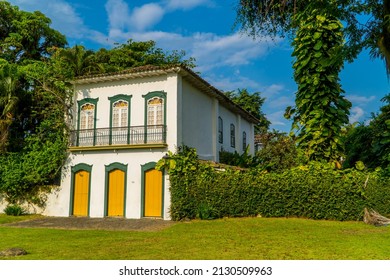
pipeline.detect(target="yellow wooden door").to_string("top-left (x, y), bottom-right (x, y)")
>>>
top-left (144, 169), bottom-right (163, 217)
top-left (107, 169), bottom-right (125, 216)
top-left (73, 170), bottom-right (89, 216)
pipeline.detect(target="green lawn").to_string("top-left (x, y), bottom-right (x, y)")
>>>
top-left (0, 214), bottom-right (389, 260)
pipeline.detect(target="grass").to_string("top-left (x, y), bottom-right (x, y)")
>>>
top-left (0, 214), bottom-right (389, 260)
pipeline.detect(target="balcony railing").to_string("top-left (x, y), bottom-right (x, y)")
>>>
top-left (70, 125), bottom-right (166, 147)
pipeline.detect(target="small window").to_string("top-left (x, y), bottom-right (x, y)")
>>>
top-left (218, 117), bottom-right (223, 143)
top-left (243, 131), bottom-right (247, 151)
top-left (230, 124), bottom-right (235, 148)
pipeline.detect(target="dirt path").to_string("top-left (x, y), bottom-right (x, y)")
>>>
top-left (2, 216), bottom-right (176, 231)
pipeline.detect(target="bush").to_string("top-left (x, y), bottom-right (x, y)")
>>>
top-left (4, 204), bottom-right (26, 216)
top-left (255, 130), bottom-right (303, 172)
top-left (158, 147), bottom-right (390, 221)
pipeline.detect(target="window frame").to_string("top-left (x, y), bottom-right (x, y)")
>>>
top-left (230, 123), bottom-right (235, 148)
top-left (218, 117), bottom-right (223, 144)
top-left (242, 131), bottom-right (247, 151)
top-left (142, 91), bottom-right (167, 144)
top-left (108, 94), bottom-right (132, 144)
top-left (77, 98), bottom-right (99, 146)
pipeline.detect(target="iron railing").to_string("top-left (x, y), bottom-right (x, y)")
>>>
top-left (70, 125), bottom-right (166, 147)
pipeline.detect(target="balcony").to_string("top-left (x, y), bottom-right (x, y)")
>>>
top-left (69, 125), bottom-right (167, 151)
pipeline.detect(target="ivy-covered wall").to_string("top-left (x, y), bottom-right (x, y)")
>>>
top-left (157, 147), bottom-right (390, 221)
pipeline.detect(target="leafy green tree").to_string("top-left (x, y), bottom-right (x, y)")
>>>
top-left (237, 1), bottom-right (356, 160)
top-left (343, 124), bottom-right (376, 168)
top-left (370, 94), bottom-right (390, 167)
top-left (224, 88), bottom-right (270, 133)
top-left (0, 60), bottom-right (20, 152)
top-left (236, 0), bottom-right (366, 60)
top-left (54, 45), bottom-right (104, 77)
top-left (285, 10), bottom-right (351, 160)
top-left (95, 39), bottom-right (196, 73)
top-left (366, 0), bottom-right (390, 75)
top-left (343, 94), bottom-right (390, 169)
top-left (255, 130), bottom-right (302, 172)
top-left (0, 1), bottom-right (67, 63)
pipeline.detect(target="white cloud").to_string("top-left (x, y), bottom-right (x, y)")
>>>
top-left (130, 3), bottom-right (165, 31)
top-left (191, 33), bottom-right (278, 72)
top-left (105, 0), bottom-right (213, 33)
top-left (266, 110), bottom-right (289, 127)
top-left (8, 0), bottom-right (107, 44)
top-left (347, 94), bottom-right (376, 105)
top-left (267, 96), bottom-right (294, 109)
top-left (262, 84), bottom-right (285, 97)
top-left (204, 74), bottom-right (262, 92)
top-left (349, 107), bottom-right (365, 124)
top-left (105, 0), bottom-right (132, 31)
top-left (165, 0), bottom-right (214, 11)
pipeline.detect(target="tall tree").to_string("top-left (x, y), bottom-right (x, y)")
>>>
top-left (366, 0), bottom-right (390, 76)
top-left (95, 39), bottom-right (196, 73)
top-left (224, 88), bottom-right (270, 133)
top-left (54, 45), bottom-right (104, 77)
top-left (237, 1), bottom-right (353, 160)
top-left (285, 9), bottom-right (351, 160)
top-left (0, 60), bottom-right (19, 152)
top-left (0, 1), bottom-right (67, 63)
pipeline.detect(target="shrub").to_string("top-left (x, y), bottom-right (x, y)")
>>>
top-left (158, 147), bottom-right (390, 221)
top-left (4, 204), bottom-right (26, 216)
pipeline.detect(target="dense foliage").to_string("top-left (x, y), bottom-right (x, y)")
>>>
top-left (285, 10), bottom-right (351, 161)
top-left (158, 147), bottom-right (390, 221)
top-left (344, 94), bottom-right (390, 170)
top-left (236, 0), bottom-right (390, 71)
top-left (236, 0), bottom-right (390, 162)
top-left (255, 130), bottom-right (302, 172)
top-left (224, 89), bottom-right (270, 133)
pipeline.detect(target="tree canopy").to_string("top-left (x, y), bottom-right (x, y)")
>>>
top-left (236, 0), bottom-right (389, 161)
top-left (224, 88), bottom-right (270, 133)
top-left (236, 0), bottom-right (390, 70)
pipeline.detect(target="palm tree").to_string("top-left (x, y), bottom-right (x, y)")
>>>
top-left (57, 45), bottom-right (104, 77)
top-left (380, 0), bottom-right (390, 75)
top-left (0, 62), bottom-right (19, 153)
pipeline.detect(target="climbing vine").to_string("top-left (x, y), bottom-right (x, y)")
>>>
top-left (285, 10), bottom-right (351, 161)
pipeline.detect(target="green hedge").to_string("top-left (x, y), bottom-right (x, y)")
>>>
top-left (158, 147), bottom-right (390, 221)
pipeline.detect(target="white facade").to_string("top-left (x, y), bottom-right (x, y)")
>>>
top-left (39, 66), bottom-right (258, 220)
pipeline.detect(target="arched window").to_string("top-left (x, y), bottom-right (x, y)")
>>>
top-left (80, 103), bottom-right (95, 130)
top-left (112, 100), bottom-right (128, 128)
top-left (143, 91), bottom-right (166, 144)
top-left (109, 95), bottom-right (132, 145)
top-left (147, 97), bottom-right (164, 126)
top-left (77, 98), bottom-right (98, 146)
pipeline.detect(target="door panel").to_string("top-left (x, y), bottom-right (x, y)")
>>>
top-left (73, 170), bottom-right (89, 216)
top-left (144, 169), bottom-right (163, 217)
top-left (107, 169), bottom-right (125, 216)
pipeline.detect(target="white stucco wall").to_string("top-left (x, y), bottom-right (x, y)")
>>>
top-left (44, 149), bottom-right (171, 220)
top-left (43, 74), bottom-right (180, 220)
top-left (181, 80), bottom-right (215, 161)
top-left (218, 105), bottom-right (238, 154)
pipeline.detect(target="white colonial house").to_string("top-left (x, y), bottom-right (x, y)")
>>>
top-left (40, 65), bottom-right (258, 220)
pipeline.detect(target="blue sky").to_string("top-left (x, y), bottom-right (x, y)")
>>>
top-left (8, 0), bottom-right (390, 132)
